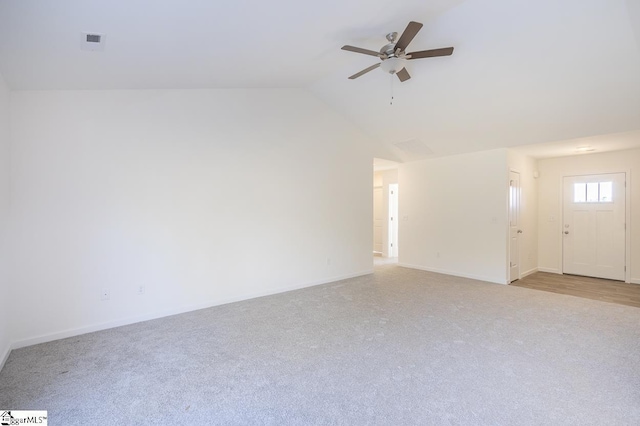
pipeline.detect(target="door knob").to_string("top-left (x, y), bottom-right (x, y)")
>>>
top-left (564, 231), bottom-right (569, 234)
top-left (517, 230), bottom-right (523, 234)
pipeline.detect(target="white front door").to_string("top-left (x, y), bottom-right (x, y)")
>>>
top-left (373, 187), bottom-right (383, 254)
top-left (509, 171), bottom-right (521, 282)
top-left (563, 173), bottom-right (626, 281)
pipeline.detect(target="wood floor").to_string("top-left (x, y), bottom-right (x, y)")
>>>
top-left (511, 272), bottom-right (640, 308)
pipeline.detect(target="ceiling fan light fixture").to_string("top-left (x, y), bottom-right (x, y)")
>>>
top-left (380, 57), bottom-right (406, 75)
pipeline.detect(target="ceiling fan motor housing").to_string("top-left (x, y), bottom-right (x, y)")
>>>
top-left (380, 43), bottom-right (397, 57)
top-left (380, 42), bottom-right (408, 75)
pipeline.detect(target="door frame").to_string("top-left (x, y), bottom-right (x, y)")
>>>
top-left (559, 169), bottom-right (631, 283)
top-left (509, 170), bottom-right (521, 282)
top-left (373, 185), bottom-right (384, 255)
top-left (388, 183), bottom-right (399, 258)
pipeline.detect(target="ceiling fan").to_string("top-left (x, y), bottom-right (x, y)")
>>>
top-left (341, 21), bottom-right (454, 82)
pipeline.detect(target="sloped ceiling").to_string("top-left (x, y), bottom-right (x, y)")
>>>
top-left (0, 0), bottom-right (639, 159)
top-left (0, 0), bottom-right (465, 89)
top-left (311, 0), bottom-right (640, 160)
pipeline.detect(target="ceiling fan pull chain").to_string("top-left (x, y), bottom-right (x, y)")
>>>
top-left (390, 73), bottom-right (394, 106)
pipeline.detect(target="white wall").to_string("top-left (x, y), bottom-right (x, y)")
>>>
top-left (9, 88), bottom-right (375, 347)
top-left (0, 72), bottom-right (11, 366)
top-left (398, 149), bottom-right (509, 284)
top-left (373, 169), bottom-right (398, 258)
top-left (507, 150), bottom-right (539, 277)
top-left (537, 148), bottom-right (640, 283)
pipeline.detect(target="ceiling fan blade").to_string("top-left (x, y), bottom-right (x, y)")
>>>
top-left (341, 45), bottom-right (381, 57)
top-left (395, 21), bottom-right (423, 52)
top-left (396, 68), bottom-right (411, 82)
top-left (407, 47), bottom-right (454, 59)
top-left (348, 63), bottom-right (381, 79)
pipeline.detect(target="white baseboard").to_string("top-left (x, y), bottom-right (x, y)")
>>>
top-left (537, 267), bottom-right (562, 274)
top-left (520, 268), bottom-right (538, 279)
top-left (397, 263), bottom-right (507, 285)
top-left (0, 343), bottom-right (10, 372)
top-left (630, 278), bottom-right (640, 285)
top-left (11, 269), bottom-right (373, 350)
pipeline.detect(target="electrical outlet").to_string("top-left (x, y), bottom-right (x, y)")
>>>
top-left (100, 287), bottom-right (110, 301)
top-left (326, 257), bottom-right (331, 266)
top-left (136, 285), bottom-right (145, 295)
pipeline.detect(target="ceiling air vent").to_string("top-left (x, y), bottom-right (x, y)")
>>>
top-left (80, 32), bottom-right (106, 51)
top-left (392, 139), bottom-right (434, 157)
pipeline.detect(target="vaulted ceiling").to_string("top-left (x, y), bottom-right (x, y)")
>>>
top-left (0, 0), bottom-right (466, 89)
top-left (1, 0), bottom-right (639, 160)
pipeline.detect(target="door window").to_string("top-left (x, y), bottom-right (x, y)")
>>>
top-left (573, 182), bottom-right (613, 203)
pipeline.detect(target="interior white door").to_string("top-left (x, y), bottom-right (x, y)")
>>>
top-left (388, 184), bottom-right (398, 258)
top-left (373, 187), bottom-right (383, 254)
top-left (509, 171), bottom-right (521, 282)
top-left (563, 173), bottom-right (626, 281)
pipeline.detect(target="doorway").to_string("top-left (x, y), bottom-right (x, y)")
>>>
top-left (372, 160), bottom-right (399, 264)
top-left (509, 171), bottom-right (521, 282)
top-left (562, 173), bottom-right (626, 281)
top-left (373, 186), bottom-right (383, 255)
